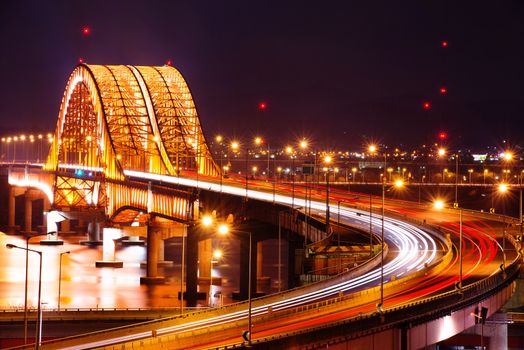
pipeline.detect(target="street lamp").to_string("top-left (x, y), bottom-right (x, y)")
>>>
top-left (209, 249), bottom-right (222, 307)
top-left (498, 183), bottom-right (509, 269)
top-left (213, 223), bottom-right (253, 346)
top-left (57, 251), bottom-right (71, 311)
top-left (434, 200), bottom-right (463, 290)
top-left (323, 155), bottom-right (332, 234)
top-left (285, 146), bottom-right (296, 208)
top-left (6, 243), bottom-right (43, 349)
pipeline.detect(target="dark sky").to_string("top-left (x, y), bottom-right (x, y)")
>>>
top-left (1, 1), bottom-right (523, 149)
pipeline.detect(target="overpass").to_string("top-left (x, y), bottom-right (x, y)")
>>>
top-left (3, 63), bottom-right (521, 349)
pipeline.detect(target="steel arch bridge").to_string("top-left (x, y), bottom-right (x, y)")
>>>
top-left (39, 63), bottom-right (220, 219)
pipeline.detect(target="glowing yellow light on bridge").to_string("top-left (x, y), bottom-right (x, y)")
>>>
top-left (20, 135), bottom-right (26, 141)
top-left (202, 215), bottom-right (213, 227)
top-left (434, 200), bottom-right (445, 210)
top-left (252, 166), bottom-right (258, 172)
top-left (368, 144), bottom-right (377, 153)
top-left (14, 137), bottom-right (18, 142)
top-left (231, 141), bottom-right (239, 150)
top-left (218, 224), bottom-right (229, 235)
top-left (277, 166), bottom-right (282, 173)
top-left (1, 138), bottom-right (4, 142)
top-left (352, 167), bottom-right (357, 172)
top-left (468, 169), bottom-right (473, 173)
top-left (334, 167), bottom-right (339, 173)
top-left (323, 155), bottom-right (332, 164)
top-left (47, 133), bottom-right (52, 139)
top-left (299, 139), bottom-right (308, 149)
top-left (153, 136), bottom-right (159, 142)
top-left (116, 154), bottom-right (122, 160)
top-left (394, 179), bottom-right (404, 188)
top-left (285, 146), bottom-right (293, 154)
top-left (38, 134), bottom-right (43, 139)
top-left (387, 167), bottom-right (393, 173)
top-left (215, 135), bottom-right (223, 143)
top-left (502, 151), bottom-right (513, 161)
top-left (254, 137), bottom-right (262, 145)
top-left (213, 249), bottom-right (223, 259)
top-left (86, 135), bottom-right (92, 142)
top-left (498, 183), bottom-right (508, 193)
top-left (223, 165), bottom-right (229, 171)
top-left (438, 148), bottom-right (446, 157)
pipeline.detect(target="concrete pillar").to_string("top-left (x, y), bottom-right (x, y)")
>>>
top-left (257, 241), bottom-right (263, 278)
top-left (239, 235), bottom-right (258, 300)
top-left (41, 210), bottom-right (64, 245)
top-left (8, 187), bottom-right (16, 230)
top-left (41, 197), bottom-right (51, 232)
top-left (185, 226), bottom-right (199, 307)
top-left (60, 218), bottom-right (70, 233)
top-left (199, 239), bottom-right (212, 282)
top-left (80, 221), bottom-right (103, 246)
top-left (140, 224), bottom-right (164, 284)
top-left (95, 228), bottom-right (123, 268)
top-left (158, 239), bottom-right (165, 262)
top-left (24, 190), bottom-right (33, 232)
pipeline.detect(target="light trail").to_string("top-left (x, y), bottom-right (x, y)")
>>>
top-left (54, 170), bottom-right (441, 349)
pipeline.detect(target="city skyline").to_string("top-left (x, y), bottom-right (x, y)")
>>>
top-left (1, 1), bottom-right (523, 149)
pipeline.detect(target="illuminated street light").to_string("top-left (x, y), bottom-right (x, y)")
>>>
top-left (57, 251), bottom-right (71, 311)
top-left (7, 243), bottom-right (43, 348)
top-left (202, 215), bottom-right (213, 227)
top-left (438, 148), bottom-right (446, 157)
top-left (434, 201), bottom-right (463, 290)
top-left (323, 155), bottom-right (333, 233)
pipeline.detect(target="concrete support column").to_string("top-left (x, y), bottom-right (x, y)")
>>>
top-left (257, 241), bottom-right (263, 278)
top-left (24, 190), bottom-right (34, 232)
top-left (140, 224), bottom-right (164, 284)
top-left (199, 239), bottom-right (212, 282)
top-left (288, 239), bottom-right (299, 289)
top-left (470, 322), bottom-right (507, 350)
top-left (239, 235), bottom-right (258, 300)
top-left (80, 221), bottom-right (103, 246)
top-left (8, 187), bottom-right (16, 231)
top-left (185, 226), bottom-right (199, 307)
top-left (60, 217), bottom-right (70, 233)
top-left (41, 197), bottom-right (51, 233)
top-left (95, 228), bottom-right (123, 268)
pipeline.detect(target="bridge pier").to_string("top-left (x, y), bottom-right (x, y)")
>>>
top-left (185, 225), bottom-right (200, 307)
top-left (95, 228), bottom-right (123, 268)
top-left (238, 234), bottom-right (258, 300)
top-left (140, 223), bottom-right (165, 285)
top-left (80, 221), bottom-right (104, 246)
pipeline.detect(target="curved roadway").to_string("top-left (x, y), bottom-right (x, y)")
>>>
top-left (35, 171), bottom-right (512, 349)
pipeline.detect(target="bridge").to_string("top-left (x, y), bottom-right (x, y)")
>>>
top-left (3, 63), bottom-right (521, 349)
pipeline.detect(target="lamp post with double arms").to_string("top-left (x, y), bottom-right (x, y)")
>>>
top-left (6, 243), bottom-right (43, 349)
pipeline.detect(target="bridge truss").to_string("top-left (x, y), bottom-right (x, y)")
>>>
top-left (42, 64), bottom-right (218, 218)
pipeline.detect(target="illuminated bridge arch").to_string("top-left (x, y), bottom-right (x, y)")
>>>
top-left (44, 64), bottom-right (219, 209)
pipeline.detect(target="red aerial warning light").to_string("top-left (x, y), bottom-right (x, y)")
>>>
top-left (165, 59), bottom-right (173, 66)
top-left (258, 102), bottom-right (267, 110)
top-left (438, 132), bottom-right (448, 140)
top-left (78, 57), bottom-right (85, 64)
top-left (423, 101), bottom-right (431, 110)
top-left (440, 87), bottom-right (447, 94)
top-left (441, 40), bottom-right (448, 47)
top-left (81, 26), bottom-right (91, 36)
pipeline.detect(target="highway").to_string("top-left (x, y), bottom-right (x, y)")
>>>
top-left (23, 171), bottom-right (515, 350)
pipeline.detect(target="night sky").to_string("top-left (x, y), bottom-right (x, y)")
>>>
top-left (1, 1), bottom-right (523, 150)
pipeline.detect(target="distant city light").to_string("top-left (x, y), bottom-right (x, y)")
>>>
top-left (441, 40), bottom-right (448, 47)
top-left (258, 102), bottom-right (267, 110)
top-left (438, 132), bottom-right (447, 140)
top-left (440, 87), bottom-right (447, 94)
top-left (423, 101), bottom-right (431, 110)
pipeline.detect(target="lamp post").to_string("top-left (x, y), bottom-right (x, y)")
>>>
top-left (215, 223), bottom-right (253, 346)
top-left (7, 243), bottom-right (43, 349)
top-left (434, 200), bottom-right (462, 289)
top-left (323, 155), bottom-right (332, 234)
top-left (498, 183), bottom-right (509, 269)
top-left (21, 232), bottom-right (48, 344)
top-left (57, 251), bottom-right (71, 311)
top-left (285, 146), bottom-right (296, 209)
top-left (209, 249), bottom-right (222, 307)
